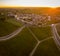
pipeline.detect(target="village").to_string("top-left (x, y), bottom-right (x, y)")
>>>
top-left (7, 11), bottom-right (60, 27)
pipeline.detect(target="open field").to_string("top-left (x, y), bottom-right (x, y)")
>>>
top-left (33, 38), bottom-right (60, 56)
top-left (0, 27), bottom-right (37, 56)
top-left (6, 18), bottom-right (23, 27)
top-left (29, 26), bottom-right (52, 40)
top-left (0, 19), bottom-right (23, 37)
top-left (0, 25), bottom-right (60, 56)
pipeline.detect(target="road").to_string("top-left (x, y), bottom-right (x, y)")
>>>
top-left (51, 24), bottom-right (60, 50)
top-left (27, 25), bottom-right (52, 56)
top-left (29, 37), bottom-right (52, 56)
top-left (27, 26), bottom-right (39, 42)
top-left (0, 25), bottom-right (25, 41)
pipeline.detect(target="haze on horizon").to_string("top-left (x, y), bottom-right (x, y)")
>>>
top-left (0, 0), bottom-right (60, 7)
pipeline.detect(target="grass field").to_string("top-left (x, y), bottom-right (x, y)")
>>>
top-left (29, 26), bottom-right (52, 40)
top-left (6, 19), bottom-right (23, 27)
top-left (0, 27), bottom-right (37, 56)
top-left (0, 22), bottom-right (60, 56)
top-left (0, 18), bottom-right (23, 37)
top-left (33, 38), bottom-right (60, 56)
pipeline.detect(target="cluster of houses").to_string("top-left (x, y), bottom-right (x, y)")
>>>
top-left (0, 10), bottom-right (60, 26)
top-left (7, 11), bottom-right (60, 26)
top-left (14, 13), bottom-right (51, 26)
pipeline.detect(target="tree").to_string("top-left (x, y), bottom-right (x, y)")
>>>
top-left (0, 13), bottom-right (6, 22)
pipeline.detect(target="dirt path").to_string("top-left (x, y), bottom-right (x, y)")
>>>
top-left (29, 37), bottom-right (52, 56)
top-left (27, 27), bottom-right (39, 42)
top-left (27, 26), bottom-right (52, 56)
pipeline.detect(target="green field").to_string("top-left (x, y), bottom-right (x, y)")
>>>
top-left (29, 26), bottom-right (52, 40)
top-left (0, 20), bottom-right (60, 56)
top-left (6, 19), bottom-right (23, 27)
top-left (0, 27), bottom-right (37, 56)
top-left (0, 24), bottom-right (60, 56)
top-left (0, 19), bottom-right (23, 37)
top-left (33, 38), bottom-right (60, 56)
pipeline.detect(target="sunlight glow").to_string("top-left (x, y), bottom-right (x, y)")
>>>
top-left (0, 0), bottom-right (60, 7)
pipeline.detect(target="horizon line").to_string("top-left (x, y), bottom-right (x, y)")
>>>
top-left (0, 5), bottom-right (60, 8)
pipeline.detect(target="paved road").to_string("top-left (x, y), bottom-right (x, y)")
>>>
top-left (51, 24), bottom-right (60, 50)
top-left (0, 25), bottom-right (25, 41)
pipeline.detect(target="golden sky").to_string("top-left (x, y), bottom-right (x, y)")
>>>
top-left (0, 0), bottom-right (60, 7)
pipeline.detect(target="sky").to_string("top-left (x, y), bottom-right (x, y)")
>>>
top-left (0, 0), bottom-right (60, 7)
